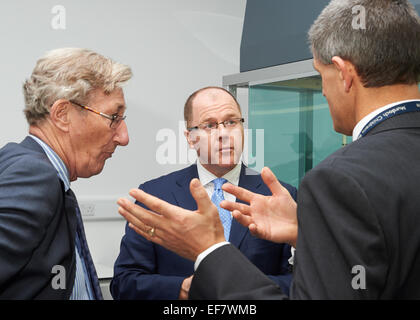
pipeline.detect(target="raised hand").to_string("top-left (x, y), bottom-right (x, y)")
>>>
top-left (117, 178), bottom-right (226, 261)
top-left (220, 167), bottom-right (298, 247)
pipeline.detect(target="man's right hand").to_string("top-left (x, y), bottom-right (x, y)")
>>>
top-left (220, 167), bottom-right (298, 247)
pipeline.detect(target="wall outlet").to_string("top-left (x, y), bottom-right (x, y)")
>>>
top-left (79, 203), bottom-right (95, 216)
top-left (76, 197), bottom-right (124, 221)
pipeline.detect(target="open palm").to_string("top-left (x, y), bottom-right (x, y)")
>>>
top-left (220, 167), bottom-right (298, 246)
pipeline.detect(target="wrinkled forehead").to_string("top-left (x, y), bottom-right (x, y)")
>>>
top-left (87, 87), bottom-right (126, 113)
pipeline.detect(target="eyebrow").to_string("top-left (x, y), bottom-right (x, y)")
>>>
top-left (112, 104), bottom-right (126, 114)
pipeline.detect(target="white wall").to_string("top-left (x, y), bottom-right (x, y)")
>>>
top-left (0, 0), bottom-right (246, 286)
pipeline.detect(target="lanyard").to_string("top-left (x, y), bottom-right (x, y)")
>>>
top-left (358, 101), bottom-right (420, 139)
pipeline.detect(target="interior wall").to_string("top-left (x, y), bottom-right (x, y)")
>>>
top-left (0, 0), bottom-right (246, 290)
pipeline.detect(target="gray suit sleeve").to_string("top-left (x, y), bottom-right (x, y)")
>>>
top-left (0, 156), bottom-right (61, 288)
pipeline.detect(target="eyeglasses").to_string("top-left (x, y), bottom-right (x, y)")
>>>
top-left (187, 118), bottom-right (244, 132)
top-left (70, 101), bottom-right (126, 129)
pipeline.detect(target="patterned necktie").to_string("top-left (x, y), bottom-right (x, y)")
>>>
top-left (211, 178), bottom-right (232, 241)
top-left (67, 189), bottom-right (103, 300)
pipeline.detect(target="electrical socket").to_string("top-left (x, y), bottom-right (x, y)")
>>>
top-left (79, 203), bottom-right (95, 216)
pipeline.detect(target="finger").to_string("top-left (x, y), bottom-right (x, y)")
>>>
top-left (261, 167), bottom-right (288, 196)
top-left (128, 189), bottom-right (183, 218)
top-left (222, 183), bottom-right (254, 203)
top-left (118, 205), bottom-right (147, 230)
top-left (189, 178), bottom-right (215, 215)
top-left (118, 204), bottom-right (157, 235)
top-left (128, 222), bottom-right (166, 247)
top-left (248, 223), bottom-right (261, 238)
top-left (232, 209), bottom-right (254, 228)
top-left (117, 197), bottom-right (162, 228)
top-left (220, 200), bottom-right (251, 216)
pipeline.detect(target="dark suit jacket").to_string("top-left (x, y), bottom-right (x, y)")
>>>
top-left (111, 163), bottom-right (297, 299)
top-left (189, 111), bottom-right (420, 300)
top-left (0, 137), bottom-right (77, 299)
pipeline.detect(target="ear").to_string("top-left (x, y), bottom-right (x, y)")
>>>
top-left (184, 129), bottom-right (197, 149)
top-left (49, 99), bottom-right (72, 132)
top-left (331, 56), bottom-right (354, 93)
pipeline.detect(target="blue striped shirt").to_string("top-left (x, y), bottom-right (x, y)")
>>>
top-left (29, 135), bottom-right (94, 300)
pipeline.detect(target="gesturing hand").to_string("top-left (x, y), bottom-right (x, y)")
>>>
top-left (220, 167), bottom-right (298, 247)
top-left (117, 178), bottom-right (226, 261)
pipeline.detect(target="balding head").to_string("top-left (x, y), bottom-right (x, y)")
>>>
top-left (184, 86), bottom-right (241, 128)
top-left (183, 86), bottom-right (244, 177)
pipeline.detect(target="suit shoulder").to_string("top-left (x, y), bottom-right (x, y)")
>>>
top-left (139, 165), bottom-right (196, 190)
top-left (1, 143), bottom-right (54, 169)
top-left (307, 134), bottom-right (394, 179)
top-left (0, 142), bottom-right (62, 196)
top-left (0, 143), bottom-right (63, 227)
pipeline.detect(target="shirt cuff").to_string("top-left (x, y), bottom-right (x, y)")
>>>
top-left (288, 247), bottom-right (296, 266)
top-left (194, 242), bottom-right (230, 271)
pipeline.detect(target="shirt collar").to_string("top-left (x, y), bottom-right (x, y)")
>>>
top-left (352, 99), bottom-right (420, 142)
top-left (28, 134), bottom-right (70, 191)
top-left (196, 157), bottom-right (242, 187)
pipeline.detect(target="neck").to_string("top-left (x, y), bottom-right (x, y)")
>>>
top-left (354, 83), bottom-right (420, 124)
top-left (29, 122), bottom-right (76, 181)
top-left (201, 163), bottom-right (237, 178)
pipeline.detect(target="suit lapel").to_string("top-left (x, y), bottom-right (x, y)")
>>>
top-left (229, 164), bottom-right (262, 248)
top-left (172, 164), bottom-right (199, 211)
top-left (63, 189), bottom-right (78, 298)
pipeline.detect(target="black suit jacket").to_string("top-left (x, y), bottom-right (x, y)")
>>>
top-left (0, 137), bottom-right (76, 299)
top-left (190, 111), bottom-right (420, 300)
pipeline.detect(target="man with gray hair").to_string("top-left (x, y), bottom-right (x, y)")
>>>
top-left (0, 48), bottom-right (132, 299)
top-left (118, 0), bottom-right (420, 299)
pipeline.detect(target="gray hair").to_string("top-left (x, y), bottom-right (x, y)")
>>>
top-left (308, 0), bottom-right (420, 87)
top-left (23, 48), bottom-right (132, 125)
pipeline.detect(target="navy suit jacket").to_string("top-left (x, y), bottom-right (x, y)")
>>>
top-left (111, 163), bottom-right (297, 299)
top-left (0, 137), bottom-right (76, 299)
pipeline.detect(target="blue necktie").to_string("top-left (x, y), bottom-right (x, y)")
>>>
top-left (211, 178), bottom-right (232, 241)
top-left (67, 189), bottom-right (103, 300)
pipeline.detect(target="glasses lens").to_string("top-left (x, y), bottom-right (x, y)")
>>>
top-left (202, 122), bottom-right (217, 131)
top-left (225, 119), bottom-right (237, 128)
top-left (111, 116), bottom-right (126, 129)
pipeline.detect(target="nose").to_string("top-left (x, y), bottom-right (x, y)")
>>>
top-left (114, 120), bottom-right (129, 146)
top-left (217, 122), bottom-right (231, 133)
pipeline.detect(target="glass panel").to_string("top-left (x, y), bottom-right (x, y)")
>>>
top-left (248, 75), bottom-right (347, 188)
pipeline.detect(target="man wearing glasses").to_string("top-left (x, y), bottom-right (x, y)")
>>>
top-left (0, 48), bottom-right (131, 299)
top-left (111, 86), bottom-right (296, 300)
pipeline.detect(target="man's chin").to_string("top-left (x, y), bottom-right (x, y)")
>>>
top-left (80, 163), bottom-right (106, 179)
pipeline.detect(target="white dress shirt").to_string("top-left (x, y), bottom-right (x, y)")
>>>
top-left (193, 160), bottom-right (241, 271)
top-left (352, 99), bottom-right (420, 141)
